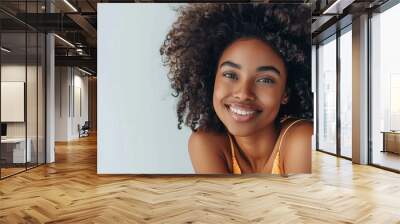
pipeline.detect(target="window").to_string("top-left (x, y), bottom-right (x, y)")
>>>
top-left (339, 28), bottom-right (352, 158)
top-left (317, 36), bottom-right (337, 154)
top-left (370, 2), bottom-right (400, 171)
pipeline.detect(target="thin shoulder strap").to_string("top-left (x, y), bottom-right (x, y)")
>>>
top-left (278, 119), bottom-right (307, 151)
top-left (228, 134), bottom-right (242, 174)
top-left (272, 119), bottom-right (308, 175)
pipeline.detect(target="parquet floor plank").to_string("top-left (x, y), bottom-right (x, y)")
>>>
top-left (1, 135), bottom-right (400, 223)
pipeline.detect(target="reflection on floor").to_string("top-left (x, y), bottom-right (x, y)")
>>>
top-left (373, 150), bottom-right (400, 170)
top-left (0, 162), bottom-right (41, 178)
top-left (0, 167), bottom-right (25, 178)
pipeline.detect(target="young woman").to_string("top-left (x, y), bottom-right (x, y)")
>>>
top-left (160, 3), bottom-right (313, 175)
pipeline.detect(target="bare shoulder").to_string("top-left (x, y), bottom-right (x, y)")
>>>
top-left (281, 119), bottom-right (313, 174)
top-left (188, 130), bottom-right (228, 151)
top-left (188, 130), bottom-right (230, 174)
top-left (283, 119), bottom-right (313, 140)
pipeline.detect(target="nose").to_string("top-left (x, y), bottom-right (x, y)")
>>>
top-left (233, 80), bottom-right (255, 101)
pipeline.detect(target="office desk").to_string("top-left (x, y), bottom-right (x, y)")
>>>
top-left (1, 138), bottom-right (31, 163)
top-left (381, 131), bottom-right (400, 154)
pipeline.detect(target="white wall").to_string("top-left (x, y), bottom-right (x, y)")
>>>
top-left (55, 67), bottom-right (89, 141)
top-left (55, 67), bottom-right (69, 141)
top-left (98, 4), bottom-right (193, 174)
top-left (70, 72), bottom-right (89, 139)
top-left (73, 73), bottom-right (89, 137)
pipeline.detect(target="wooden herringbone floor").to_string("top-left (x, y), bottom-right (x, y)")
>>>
top-left (1, 135), bottom-right (400, 224)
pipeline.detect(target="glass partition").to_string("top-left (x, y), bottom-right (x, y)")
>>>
top-left (27, 31), bottom-right (38, 169)
top-left (1, 31), bottom-right (28, 178)
top-left (0, 1), bottom-right (46, 179)
top-left (317, 35), bottom-right (337, 155)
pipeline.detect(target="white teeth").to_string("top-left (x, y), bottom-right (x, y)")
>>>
top-left (229, 106), bottom-right (256, 116)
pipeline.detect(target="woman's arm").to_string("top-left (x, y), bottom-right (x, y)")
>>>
top-left (188, 131), bottom-right (230, 174)
top-left (281, 120), bottom-right (313, 174)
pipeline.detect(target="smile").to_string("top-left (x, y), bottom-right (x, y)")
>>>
top-left (225, 104), bottom-right (261, 122)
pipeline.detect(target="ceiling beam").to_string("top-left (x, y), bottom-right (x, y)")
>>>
top-left (66, 14), bottom-right (96, 37)
top-left (55, 55), bottom-right (96, 69)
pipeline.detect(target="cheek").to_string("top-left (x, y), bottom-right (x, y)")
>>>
top-left (257, 89), bottom-right (284, 111)
top-left (212, 78), bottom-right (229, 108)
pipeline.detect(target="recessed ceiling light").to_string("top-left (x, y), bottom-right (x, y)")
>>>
top-left (63, 0), bottom-right (78, 12)
top-left (78, 67), bottom-right (93, 76)
top-left (1, 47), bottom-right (11, 53)
top-left (322, 0), bottom-right (354, 15)
top-left (54, 34), bottom-right (75, 48)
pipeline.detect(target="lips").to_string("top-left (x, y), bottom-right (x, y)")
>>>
top-left (225, 103), bottom-right (261, 122)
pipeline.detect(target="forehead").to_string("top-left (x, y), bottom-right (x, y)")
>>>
top-left (218, 38), bottom-right (286, 72)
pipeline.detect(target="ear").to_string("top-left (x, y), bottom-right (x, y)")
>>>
top-left (281, 89), bottom-right (289, 105)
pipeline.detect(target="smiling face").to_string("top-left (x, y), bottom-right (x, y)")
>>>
top-left (212, 38), bottom-right (288, 137)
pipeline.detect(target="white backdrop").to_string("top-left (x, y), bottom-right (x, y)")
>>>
top-left (97, 4), bottom-right (193, 174)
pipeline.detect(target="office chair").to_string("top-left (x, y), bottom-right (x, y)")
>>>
top-left (79, 121), bottom-right (90, 138)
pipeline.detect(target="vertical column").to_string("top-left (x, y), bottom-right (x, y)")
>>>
top-left (336, 30), bottom-right (341, 156)
top-left (352, 14), bottom-right (369, 164)
top-left (312, 45), bottom-right (317, 150)
top-left (46, 1), bottom-right (55, 163)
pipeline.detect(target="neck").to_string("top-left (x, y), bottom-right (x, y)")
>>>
top-left (233, 124), bottom-right (278, 172)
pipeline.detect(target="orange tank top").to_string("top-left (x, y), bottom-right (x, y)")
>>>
top-left (228, 119), bottom-right (306, 175)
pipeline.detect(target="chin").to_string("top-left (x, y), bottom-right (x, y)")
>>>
top-left (224, 123), bottom-right (262, 137)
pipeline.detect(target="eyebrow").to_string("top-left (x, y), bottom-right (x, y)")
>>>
top-left (220, 60), bottom-right (281, 76)
top-left (220, 61), bottom-right (241, 69)
top-left (256, 66), bottom-right (281, 76)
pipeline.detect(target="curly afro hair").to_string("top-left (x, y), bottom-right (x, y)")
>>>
top-left (160, 3), bottom-right (313, 133)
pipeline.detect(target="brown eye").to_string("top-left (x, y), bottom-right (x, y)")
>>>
top-left (256, 77), bottom-right (275, 84)
top-left (222, 72), bottom-right (238, 80)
